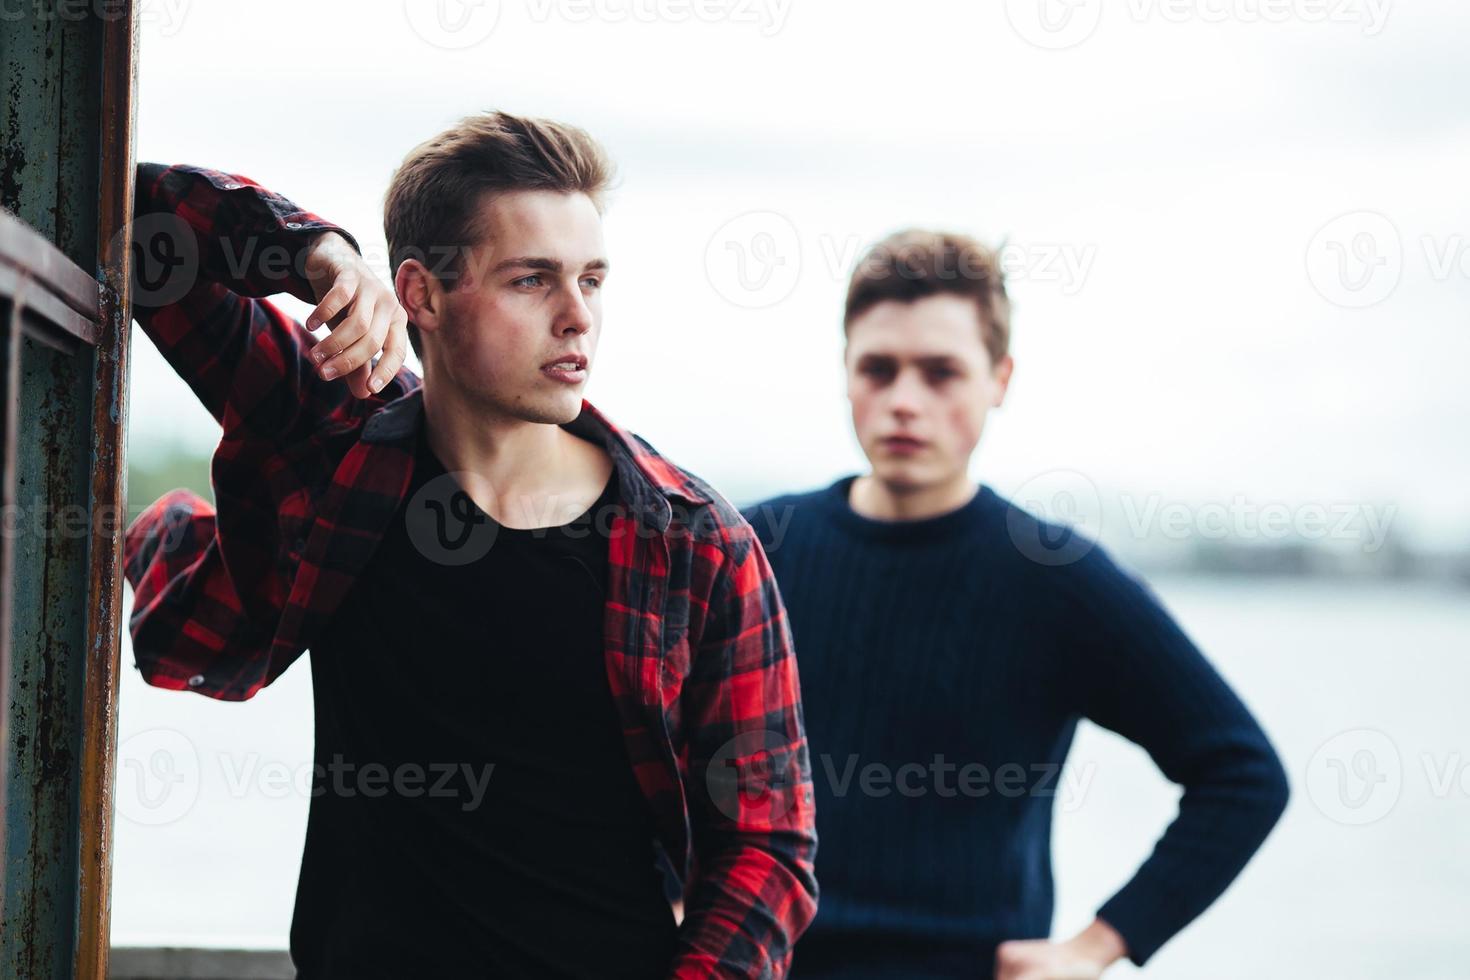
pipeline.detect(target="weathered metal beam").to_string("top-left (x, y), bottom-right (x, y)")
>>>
top-left (0, 3), bottom-right (137, 979)
top-left (0, 285), bottom-right (23, 921)
top-left (75, 6), bottom-right (139, 977)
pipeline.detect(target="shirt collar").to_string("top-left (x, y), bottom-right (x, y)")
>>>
top-left (360, 383), bottom-right (708, 534)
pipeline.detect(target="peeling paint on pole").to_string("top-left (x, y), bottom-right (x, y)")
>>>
top-left (0, 4), bottom-right (137, 980)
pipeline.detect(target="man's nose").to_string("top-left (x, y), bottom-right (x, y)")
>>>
top-left (887, 368), bottom-right (925, 418)
top-left (556, 283), bottom-right (594, 335)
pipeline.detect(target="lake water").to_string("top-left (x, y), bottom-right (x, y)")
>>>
top-left (109, 575), bottom-right (1470, 979)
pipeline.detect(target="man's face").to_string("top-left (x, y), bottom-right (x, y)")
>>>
top-left (844, 294), bottom-right (1013, 491)
top-left (430, 189), bottom-right (608, 424)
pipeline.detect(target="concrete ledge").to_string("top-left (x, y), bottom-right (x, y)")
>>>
top-left (108, 947), bottom-right (294, 980)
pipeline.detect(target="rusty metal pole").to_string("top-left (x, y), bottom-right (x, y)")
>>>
top-left (0, 2), bottom-right (138, 978)
top-left (76, 7), bottom-right (140, 979)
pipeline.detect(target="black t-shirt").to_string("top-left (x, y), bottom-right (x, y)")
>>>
top-left (290, 427), bottom-right (678, 979)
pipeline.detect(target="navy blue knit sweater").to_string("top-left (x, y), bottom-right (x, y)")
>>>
top-left (743, 476), bottom-right (1289, 978)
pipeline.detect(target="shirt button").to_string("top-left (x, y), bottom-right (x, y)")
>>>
top-left (285, 221), bottom-right (303, 229)
top-left (293, 537), bottom-right (306, 553)
top-left (187, 674), bottom-right (205, 687)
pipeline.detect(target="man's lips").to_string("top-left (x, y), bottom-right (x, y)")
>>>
top-left (541, 354), bottom-right (588, 384)
top-left (880, 435), bottom-right (927, 454)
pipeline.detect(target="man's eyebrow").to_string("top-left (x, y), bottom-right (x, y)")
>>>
top-left (855, 352), bottom-right (958, 364)
top-left (853, 352), bottom-right (966, 373)
top-left (488, 256), bottom-right (611, 275)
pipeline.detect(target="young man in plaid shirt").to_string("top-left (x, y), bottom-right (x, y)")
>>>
top-left (122, 111), bottom-right (816, 978)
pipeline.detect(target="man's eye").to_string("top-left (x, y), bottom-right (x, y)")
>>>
top-left (581, 276), bottom-right (603, 290)
top-left (513, 274), bottom-right (543, 288)
top-left (927, 368), bottom-right (958, 382)
top-left (861, 364), bottom-right (894, 380)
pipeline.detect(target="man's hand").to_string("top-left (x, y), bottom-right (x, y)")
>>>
top-left (995, 918), bottom-right (1127, 980)
top-left (302, 232), bottom-right (409, 398)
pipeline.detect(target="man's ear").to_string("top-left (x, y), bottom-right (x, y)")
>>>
top-left (991, 355), bottom-right (1015, 408)
top-left (394, 258), bottom-right (445, 336)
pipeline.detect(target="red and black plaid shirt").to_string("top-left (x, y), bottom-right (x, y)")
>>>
top-left (121, 163), bottom-right (817, 978)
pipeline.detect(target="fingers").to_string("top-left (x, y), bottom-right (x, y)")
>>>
top-left (323, 299), bottom-right (394, 394)
top-left (995, 947), bottom-right (1101, 980)
top-left (347, 360), bottom-right (373, 401)
top-left (304, 262), bottom-right (407, 398)
top-left (995, 942), bottom-right (1041, 980)
top-left (306, 269), bottom-right (375, 375)
top-left (311, 297), bottom-right (388, 385)
top-left (367, 310), bottom-right (409, 395)
top-left (305, 276), bottom-right (357, 336)
top-left (309, 302), bottom-right (371, 378)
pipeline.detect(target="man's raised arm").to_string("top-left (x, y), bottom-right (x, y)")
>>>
top-left (130, 162), bottom-right (408, 435)
top-left (121, 164), bottom-right (408, 702)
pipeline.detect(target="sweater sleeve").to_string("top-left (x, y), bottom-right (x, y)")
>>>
top-left (1056, 543), bottom-right (1290, 966)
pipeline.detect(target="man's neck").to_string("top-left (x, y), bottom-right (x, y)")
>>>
top-left (848, 471), bottom-right (979, 523)
top-left (420, 380), bottom-right (612, 530)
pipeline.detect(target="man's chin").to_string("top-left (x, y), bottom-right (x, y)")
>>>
top-left (870, 455), bottom-right (925, 483)
top-left (869, 457), bottom-right (947, 495)
top-left (454, 382), bottom-right (584, 426)
top-left (519, 391), bottom-right (585, 426)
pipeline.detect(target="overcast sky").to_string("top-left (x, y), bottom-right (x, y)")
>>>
top-left (125, 0), bottom-right (1470, 548)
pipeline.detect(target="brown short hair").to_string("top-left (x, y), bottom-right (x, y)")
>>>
top-left (383, 111), bottom-right (616, 357)
top-left (843, 229), bottom-right (1011, 365)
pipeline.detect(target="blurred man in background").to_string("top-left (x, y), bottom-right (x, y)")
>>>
top-left (744, 230), bottom-right (1289, 980)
